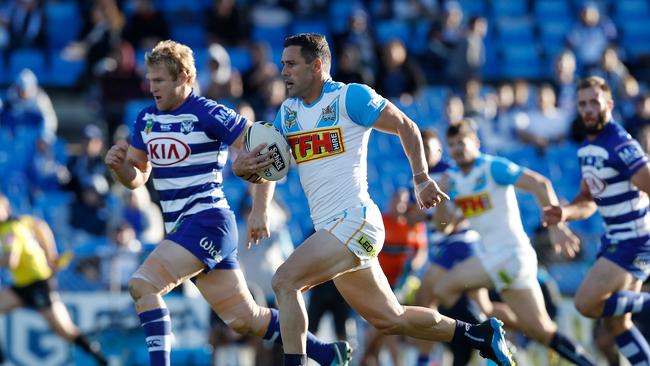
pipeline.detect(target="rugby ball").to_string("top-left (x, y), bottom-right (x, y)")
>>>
top-left (244, 121), bottom-right (291, 181)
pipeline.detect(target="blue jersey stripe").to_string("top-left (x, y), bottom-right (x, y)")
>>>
top-left (595, 191), bottom-right (640, 206)
top-left (153, 162), bottom-right (218, 179)
top-left (158, 182), bottom-right (221, 201)
top-left (189, 141), bottom-right (225, 155)
top-left (603, 207), bottom-right (649, 225)
top-left (604, 175), bottom-right (628, 185)
top-left (163, 196), bottom-right (225, 222)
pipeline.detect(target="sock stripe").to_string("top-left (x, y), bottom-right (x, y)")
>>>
top-left (616, 296), bottom-right (629, 316)
top-left (140, 308), bottom-right (170, 324)
top-left (633, 296), bottom-right (644, 313)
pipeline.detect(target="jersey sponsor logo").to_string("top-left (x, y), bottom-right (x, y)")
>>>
top-left (617, 143), bottom-right (644, 167)
top-left (583, 170), bottom-right (607, 197)
top-left (199, 237), bottom-right (223, 262)
top-left (580, 155), bottom-right (605, 169)
top-left (454, 193), bottom-right (493, 217)
top-left (181, 120), bottom-right (194, 134)
top-left (287, 127), bottom-right (345, 163)
top-left (160, 123), bottom-right (172, 131)
top-left (210, 106), bottom-right (237, 131)
top-left (147, 137), bottom-right (191, 166)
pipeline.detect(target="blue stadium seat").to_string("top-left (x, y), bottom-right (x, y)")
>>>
top-left (45, 1), bottom-right (81, 50)
top-left (226, 47), bottom-right (252, 73)
top-left (291, 19), bottom-right (330, 40)
top-left (9, 49), bottom-right (47, 82)
top-left (495, 18), bottom-right (535, 43)
top-left (170, 25), bottom-right (206, 48)
top-left (491, 0), bottom-right (529, 18)
top-left (123, 99), bottom-right (154, 128)
top-left (548, 262), bottom-right (590, 295)
top-left (328, 1), bottom-right (362, 33)
top-left (614, 0), bottom-right (650, 21)
top-left (252, 24), bottom-right (289, 48)
top-left (499, 43), bottom-right (544, 79)
top-left (534, 0), bottom-right (572, 19)
top-left (48, 53), bottom-right (85, 87)
top-left (374, 20), bottom-right (411, 44)
top-left (458, 0), bottom-right (488, 16)
top-left (538, 19), bottom-right (572, 56)
top-left (620, 20), bottom-right (650, 58)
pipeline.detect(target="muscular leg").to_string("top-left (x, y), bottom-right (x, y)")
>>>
top-left (196, 268), bottom-right (345, 366)
top-left (0, 288), bottom-right (23, 313)
top-left (128, 240), bottom-right (206, 366)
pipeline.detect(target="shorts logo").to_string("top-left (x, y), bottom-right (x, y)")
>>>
top-left (357, 234), bottom-right (377, 257)
top-left (200, 237), bottom-right (223, 262)
top-left (287, 127), bottom-right (345, 164)
top-left (147, 137), bottom-right (191, 166)
top-left (455, 193), bottom-right (493, 217)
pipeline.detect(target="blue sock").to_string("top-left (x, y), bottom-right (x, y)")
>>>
top-left (284, 353), bottom-right (307, 366)
top-left (138, 308), bottom-right (171, 366)
top-left (416, 354), bottom-right (431, 366)
top-left (602, 291), bottom-right (650, 317)
top-left (549, 332), bottom-right (595, 366)
top-left (263, 309), bottom-right (334, 365)
top-left (615, 326), bottom-right (650, 365)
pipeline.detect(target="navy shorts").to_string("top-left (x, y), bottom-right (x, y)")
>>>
top-left (429, 229), bottom-right (479, 270)
top-left (167, 208), bottom-right (240, 271)
top-left (598, 235), bottom-right (650, 282)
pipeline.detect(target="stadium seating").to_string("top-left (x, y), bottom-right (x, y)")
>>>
top-left (45, 1), bottom-right (82, 51)
top-left (9, 49), bottom-right (47, 84)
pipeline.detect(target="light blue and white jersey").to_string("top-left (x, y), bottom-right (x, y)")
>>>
top-left (273, 80), bottom-right (387, 226)
top-left (447, 154), bottom-right (528, 252)
top-left (131, 91), bottom-right (247, 233)
top-left (578, 121), bottom-right (650, 242)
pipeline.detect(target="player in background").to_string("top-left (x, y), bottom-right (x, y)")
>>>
top-left (0, 193), bottom-right (108, 365)
top-left (434, 120), bottom-right (597, 366)
top-left (105, 40), bottom-right (351, 366)
top-left (236, 33), bottom-right (514, 366)
top-left (543, 76), bottom-right (650, 365)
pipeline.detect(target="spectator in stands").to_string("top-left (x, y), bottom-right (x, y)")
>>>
top-left (332, 7), bottom-right (378, 72)
top-left (440, 1), bottom-right (465, 48)
top-left (122, 0), bottom-right (169, 51)
top-left (516, 84), bottom-right (570, 152)
top-left (512, 79), bottom-right (533, 113)
top-left (376, 39), bottom-right (425, 101)
top-left (97, 42), bottom-right (147, 143)
top-left (447, 16), bottom-right (488, 87)
top-left (27, 137), bottom-right (70, 197)
top-left (616, 75), bottom-right (642, 121)
top-left (626, 94), bottom-right (650, 138)
top-left (66, 124), bottom-right (109, 202)
top-left (198, 43), bottom-right (243, 105)
top-left (481, 83), bottom-right (519, 153)
top-left (333, 44), bottom-right (375, 86)
top-left (421, 19), bottom-right (451, 83)
top-left (205, 0), bottom-right (250, 46)
top-left (552, 50), bottom-right (578, 119)
top-left (114, 186), bottom-right (164, 244)
top-left (62, 0), bottom-right (124, 82)
top-left (591, 46), bottom-right (630, 99)
top-left (1, 68), bottom-right (57, 140)
top-left (242, 42), bottom-right (278, 109)
top-left (463, 78), bottom-right (488, 119)
top-left (100, 221), bottom-right (143, 292)
top-left (638, 124), bottom-right (650, 156)
top-left (566, 1), bottom-right (617, 72)
top-left (442, 95), bottom-right (466, 130)
top-left (69, 181), bottom-right (111, 237)
top-left (5, 0), bottom-right (46, 53)
top-left (258, 77), bottom-right (287, 124)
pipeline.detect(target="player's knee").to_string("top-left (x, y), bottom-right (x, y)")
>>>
top-left (128, 277), bottom-right (158, 301)
top-left (271, 266), bottom-right (298, 294)
top-left (574, 296), bottom-right (600, 319)
top-left (227, 314), bottom-right (254, 335)
top-left (602, 317), bottom-right (630, 335)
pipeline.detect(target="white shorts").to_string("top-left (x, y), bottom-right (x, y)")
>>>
top-left (477, 244), bottom-right (538, 292)
top-left (315, 203), bottom-right (386, 272)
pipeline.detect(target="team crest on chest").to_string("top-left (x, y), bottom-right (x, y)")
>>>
top-left (181, 120), bottom-right (194, 134)
top-left (285, 107), bottom-right (298, 130)
top-left (316, 97), bottom-right (339, 127)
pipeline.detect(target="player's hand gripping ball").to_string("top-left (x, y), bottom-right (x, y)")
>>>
top-left (244, 122), bottom-right (291, 181)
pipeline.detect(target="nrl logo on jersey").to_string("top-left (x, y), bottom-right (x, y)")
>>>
top-left (181, 120), bottom-right (194, 134)
top-left (285, 107), bottom-right (297, 130)
top-left (144, 118), bottom-right (154, 134)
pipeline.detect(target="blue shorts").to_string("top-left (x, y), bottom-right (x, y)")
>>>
top-left (167, 208), bottom-right (239, 271)
top-left (429, 229), bottom-right (479, 270)
top-left (598, 235), bottom-right (650, 282)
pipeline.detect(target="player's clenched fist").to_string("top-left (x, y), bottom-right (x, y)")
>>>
top-left (105, 140), bottom-right (129, 170)
top-left (414, 176), bottom-right (449, 209)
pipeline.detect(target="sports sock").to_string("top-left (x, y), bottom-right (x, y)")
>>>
top-left (73, 334), bottom-right (107, 365)
top-left (284, 353), bottom-right (307, 366)
top-left (549, 332), bottom-right (595, 366)
top-left (615, 326), bottom-right (650, 365)
top-left (416, 354), bottom-right (431, 366)
top-left (138, 308), bottom-right (171, 366)
top-left (451, 320), bottom-right (487, 350)
top-left (263, 309), bottom-right (334, 365)
top-left (602, 291), bottom-right (650, 317)
top-left (440, 294), bottom-right (487, 324)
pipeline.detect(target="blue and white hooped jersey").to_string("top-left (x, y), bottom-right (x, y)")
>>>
top-left (273, 80), bottom-right (387, 226)
top-left (447, 154), bottom-right (528, 251)
top-left (131, 91), bottom-right (247, 233)
top-left (578, 121), bottom-right (650, 242)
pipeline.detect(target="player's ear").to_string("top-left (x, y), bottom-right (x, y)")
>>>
top-left (313, 57), bottom-right (323, 73)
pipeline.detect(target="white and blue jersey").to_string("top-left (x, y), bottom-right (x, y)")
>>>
top-left (131, 91), bottom-right (247, 270)
top-left (273, 80), bottom-right (386, 227)
top-left (578, 121), bottom-right (650, 280)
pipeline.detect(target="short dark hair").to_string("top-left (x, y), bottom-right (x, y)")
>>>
top-left (284, 33), bottom-right (331, 72)
top-left (446, 120), bottom-right (477, 139)
top-left (421, 128), bottom-right (440, 142)
top-left (578, 76), bottom-right (612, 101)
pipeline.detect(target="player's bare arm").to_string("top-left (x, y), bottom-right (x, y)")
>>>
top-left (30, 217), bottom-right (59, 270)
top-left (631, 163), bottom-right (650, 196)
top-left (105, 140), bottom-right (151, 189)
top-left (247, 181), bottom-right (276, 248)
top-left (515, 168), bottom-right (580, 257)
top-left (231, 121), bottom-right (274, 183)
top-left (543, 179), bottom-right (597, 226)
top-left (372, 102), bottom-right (449, 208)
